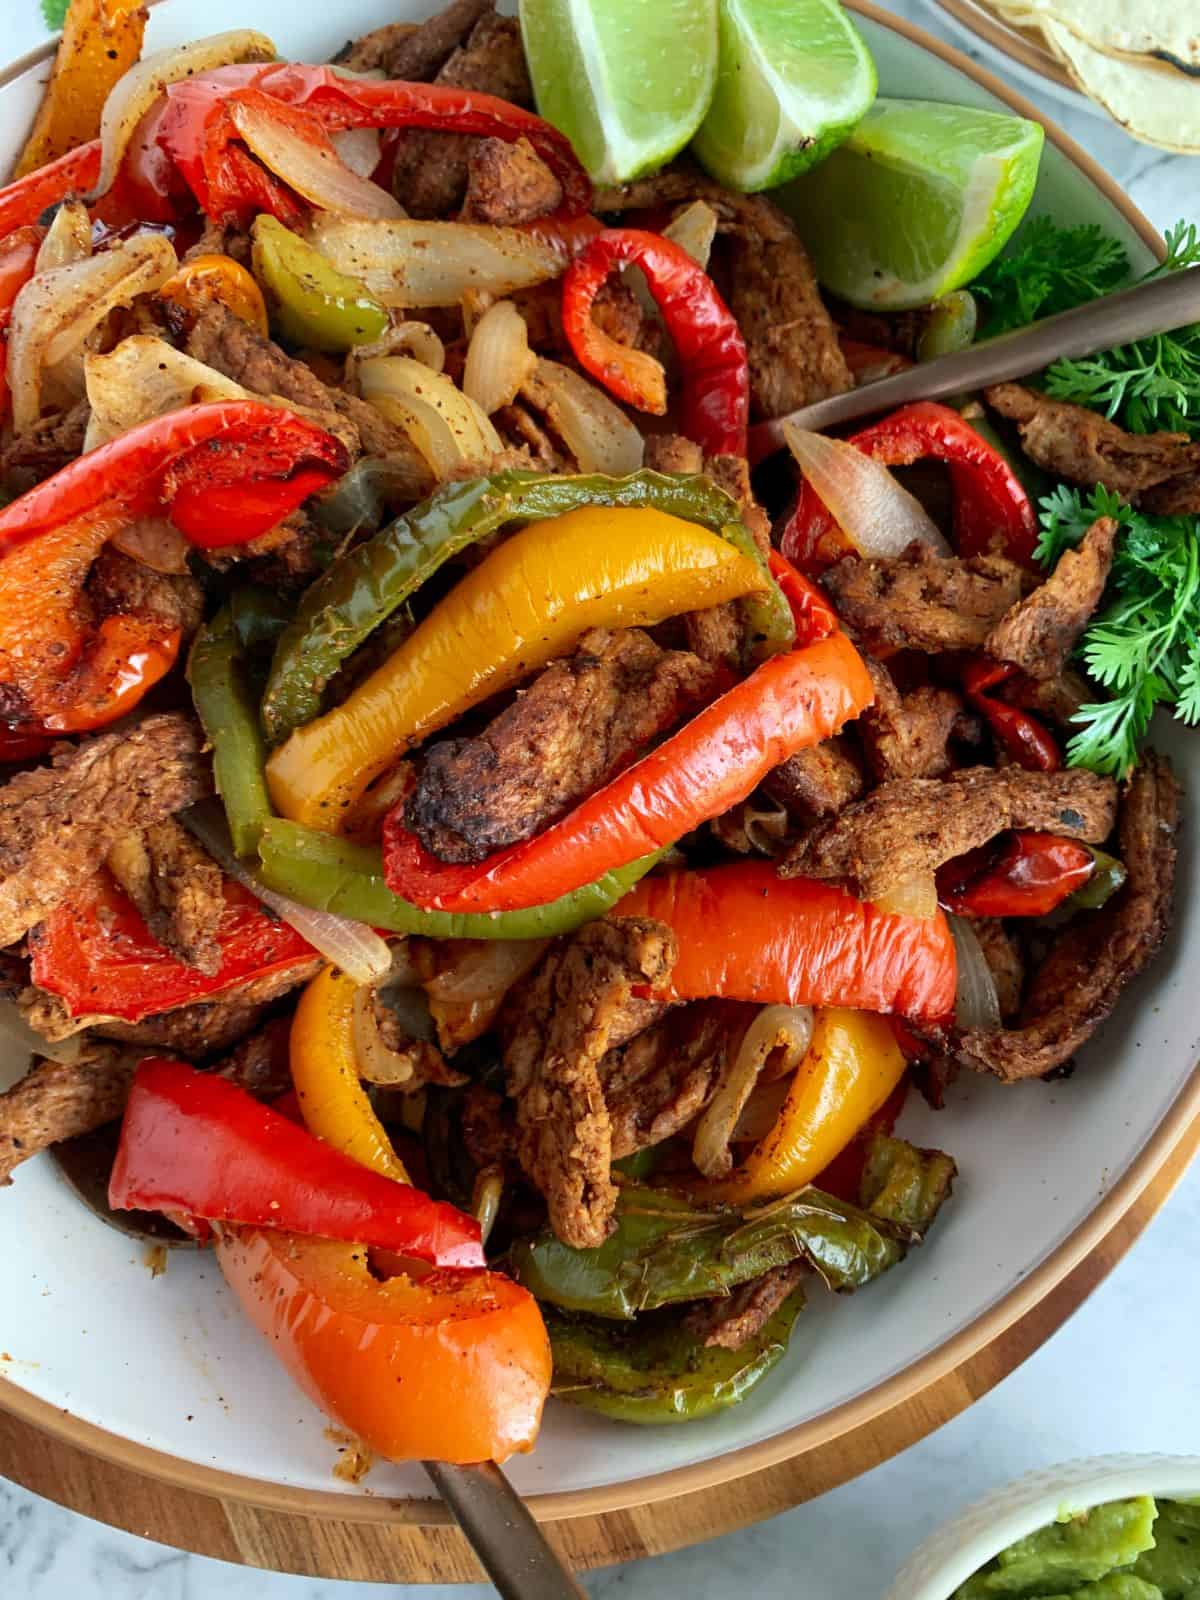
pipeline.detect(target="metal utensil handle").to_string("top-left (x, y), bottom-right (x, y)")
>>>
top-left (424, 1460), bottom-right (588, 1600)
top-left (747, 263), bottom-right (1200, 460)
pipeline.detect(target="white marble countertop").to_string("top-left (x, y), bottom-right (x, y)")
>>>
top-left (2, 1), bottom-right (1199, 1595)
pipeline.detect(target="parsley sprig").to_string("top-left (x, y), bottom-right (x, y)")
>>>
top-left (971, 216), bottom-right (1130, 336)
top-left (1037, 484), bottom-right (1200, 774)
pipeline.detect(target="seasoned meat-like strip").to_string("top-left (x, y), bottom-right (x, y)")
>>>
top-left (0, 714), bottom-right (211, 951)
top-left (106, 820), bottom-right (225, 975)
top-left (858, 658), bottom-right (974, 782)
top-left (782, 766), bottom-right (1118, 903)
top-left (334, 0), bottom-right (489, 76)
top-left (462, 136), bottom-right (562, 224)
top-left (0, 400), bottom-right (90, 495)
top-left (87, 546), bottom-right (204, 643)
top-left (595, 170), bottom-right (852, 417)
top-left (823, 545), bottom-right (1034, 656)
top-left (216, 1016), bottom-right (294, 1100)
top-left (971, 918), bottom-right (1025, 1022)
top-left (95, 957), bottom-right (322, 1056)
top-left (985, 383), bottom-right (1200, 499)
top-left (644, 434), bottom-right (704, 475)
top-left (953, 752), bottom-right (1178, 1081)
top-left (501, 918), bottom-right (675, 1247)
top-left (684, 1262), bottom-right (806, 1350)
top-left (407, 628), bottom-right (718, 863)
top-left (391, 13), bottom-right (532, 218)
top-left (601, 1000), bottom-right (754, 1158)
top-left (0, 1042), bottom-right (141, 1185)
top-left (763, 738), bottom-right (864, 823)
top-left (1140, 472), bottom-right (1200, 516)
top-left (986, 516), bottom-right (1117, 681)
top-left (494, 401), bottom-right (570, 472)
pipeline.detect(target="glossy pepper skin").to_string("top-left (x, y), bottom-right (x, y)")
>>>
top-left (266, 505), bottom-right (768, 830)
top-left (29, 871), bottom-right (316, 1022)
top-left (381, 629), bottom-right (873, 914)
top-left (109, 1058), bottom-right (483, 1266)
top-left (256, 817), bottom-right (665, 940)
top-left (693, 1009), bottom-right (909, 1205)
top-left (186, 606), bottom-right (274, 857)
top-left (216, 1227), bottom-right (549, 1462)
top-left (937, 830), bottom-right (1100, 918)
top-left (159, 252), bottom-right (269, 336)
top-left (14, 0), bottom-right (145, 178)
top-left (962, 658), bottom-right (1062, 772)
top-left (562, 227), bottom-right (749, 457)
top-left (617, 862), bottom-right (958, 1023)
top-left (251, 214), bottom-right (388, 351)
top-left (289, 964), bottom-right (410, 1183)
top-left (261, 467), bottom-right (792, 747)
top-left (156, 63), bottom-right (592, 226)
top-left (0, 141), bottom-right (102, 243)
top-left (781, 401), bottom-right (1038, 572)
top-left (0, 402), bottom-right (348, 558)
top-left (0, 227), bottom-right (41, 421)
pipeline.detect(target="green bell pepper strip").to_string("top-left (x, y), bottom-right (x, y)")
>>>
top-left (260, 468), bottom-right (794, 746)
top-left (187, 607), bottom-right (275, 857)
top-left (858, 1134), bottom-right (958, 1244)
top-left (256, 815), bottom-right (664, 939)
top-left (251, 215), bottom-right (389, 353)
top-left (230, 585), bottom-right (292, 654)
top-left (543, 1292), bottom-right (806, 1425)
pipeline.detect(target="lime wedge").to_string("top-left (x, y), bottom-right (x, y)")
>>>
top-left (519, 0), bottom-right (718, 185)
top-left (780, 98), bottom-right (1045, 310)
top-left (692, 0), bottom-right (876, 193)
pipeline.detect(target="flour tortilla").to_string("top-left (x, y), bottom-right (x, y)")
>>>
top-left (986, 0), bottom-right (1200, 77)
top-left (1039, 19), bottom-right (1200, 153)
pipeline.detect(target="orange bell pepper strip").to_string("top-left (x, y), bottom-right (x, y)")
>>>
top-left (381, 630), bottom-right (873, 914)
top-left (158, 253), bottom-right (269, 336)
top-left (15, 0), bottom-right (146, 178)
top-left (266, 505), bottom-right (768, 831)
top-left (694, 1009), bottom-right (909, 1204)
top-left (289, 964), bottom-right (410, 1184)
top-left (616, 862), bottom-right (958, 1023)
top-left (216, 1228), bottom-right (550, 1463)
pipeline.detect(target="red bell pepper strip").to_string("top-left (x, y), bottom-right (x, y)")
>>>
top-left (29, 870), bottom-right (317, 1022)
top-left (382, 629), bottom-right (874, 913)
top-left (768, 548), bottom-right (838, 648)
top-left (0, 401), bottom-right (349, 559)
top-left (781, 401), bottom-right (1038, 572)
top-left (109, 1058), bottom-right (485, 1268)
top-left (962, 658), bottom-right (1062, 772)
top-left (0, 724), bottom-right (54, 762)
top-left (561, 227), bottom-right (749, 457)
top-left (616, 862), bottom-right (958, 1023)
top-left (937, 830), bottom-right (1094, 918)
top-left (0, 141), bottom-right (101, 243)
top-left (156, 63), bottom-right (592, 226)
top-left (0, 226), bottom-right (41, 420)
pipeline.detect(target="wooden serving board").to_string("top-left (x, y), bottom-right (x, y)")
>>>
top-left (2, 1112), bottom-right (1196, 1585)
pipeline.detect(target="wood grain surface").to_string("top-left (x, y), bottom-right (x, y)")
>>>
top-left (2, 1114), bottom-right (1195, 1584)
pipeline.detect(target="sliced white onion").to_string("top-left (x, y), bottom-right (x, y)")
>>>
top-left (183, 802), bottom-right (390, 986)
top-left (89, 30), bottom-right (278, 201)
top-left (873, 874), bottom-right (939, 919)
top-left (473, 1170), bottom-right (504, 1246)
top-left (83, 333), bottom-right (249, 449)
top-left (35, 200), bottom-right (92, 273)
top-left (229, 96), bottom-right (403, 222)
top-left (692, 1004), bottom-right (814, 1179)
top-left (711, 798), bottom-right (790, 857)
top-left (8, 233), bottom-right (178, 433)
top-left (949, 914), bottom-right (1001, 1033)
top-left (0, 1000), bottom-right (87, 1076)
top-left (359, 355), bottom-right (502, 479)
top-left (463, 300), bottom-right (535, 416)
top-left (331, 126), bottom-right (383, 181)
top-left (521, 357), bottom-right (644, 475)
top-left (305, 215), bottom-right (565, 308)
top-left (345, 321), bottom-right (446, 387)
top-left (351, 985), bottom-right (417, 1086)
top-left (423, 939), bottom-right (548, 1053)
top-left (626, 199), bottom-right (719, 323)
top-left (781, 420), bottom-right (951, 560)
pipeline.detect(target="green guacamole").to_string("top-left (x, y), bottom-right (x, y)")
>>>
top-left (953, 1496), bottom-right (1200, 1598)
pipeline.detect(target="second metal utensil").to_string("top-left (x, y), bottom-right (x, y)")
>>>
top-left (747, 263), bottom-right (1200, 462)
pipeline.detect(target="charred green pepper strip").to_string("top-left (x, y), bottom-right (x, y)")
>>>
top-left (256, 815), bottom-right (663, 939)
top-left (230, 585), bottom-right (292, 654)
top-left (543, 1292), bottom-right (805, 1425)
top-left (260, 468), bottom-right (793, 745)
top-left (187, 607), bottom-right (274, 857)
top-left (251, 215), bottom-right (389, 352)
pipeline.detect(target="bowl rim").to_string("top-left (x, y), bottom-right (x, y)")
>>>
top-left (886, 1453), bottom-right (1200, 1600)
top-left (0, 0), bottom-right (1188, 1528)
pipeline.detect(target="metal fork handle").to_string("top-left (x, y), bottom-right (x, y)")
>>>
top-left (747, 263), bottom-right (1200, 462)
top-left (423, 1460), bottom-right (588, 1599)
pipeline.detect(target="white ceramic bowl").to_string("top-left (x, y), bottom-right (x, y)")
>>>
top-left (886, 1454), bottom-right (1200, 1599)
top-left (0, 0), bottom-right (1197, 1532)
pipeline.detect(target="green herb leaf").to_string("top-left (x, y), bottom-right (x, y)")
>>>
top-left (41, 0), bottom-right (69, 30)
top-left (971, 216), bottom-right (1129, 336)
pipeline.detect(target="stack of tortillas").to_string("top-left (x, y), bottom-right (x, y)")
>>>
top-left (979, 1), bottom-right (1200, 152)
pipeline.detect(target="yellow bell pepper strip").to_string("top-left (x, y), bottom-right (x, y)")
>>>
top-left (266, 505), bottom-right (768, 831)
top-left (289, 964), bottom-right (409, 1182)
top-left (15, 0), bottom-right (146, 178)
top-left (695, 1009), bottom-right (908, 1205)
top-left (251, 215), bottom-right (388, 352)
top-left (159, 253), bottom-right (270, 337)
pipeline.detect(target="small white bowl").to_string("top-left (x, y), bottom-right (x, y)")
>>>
top-left (886, 1454), bottom-right (1200, 1600)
